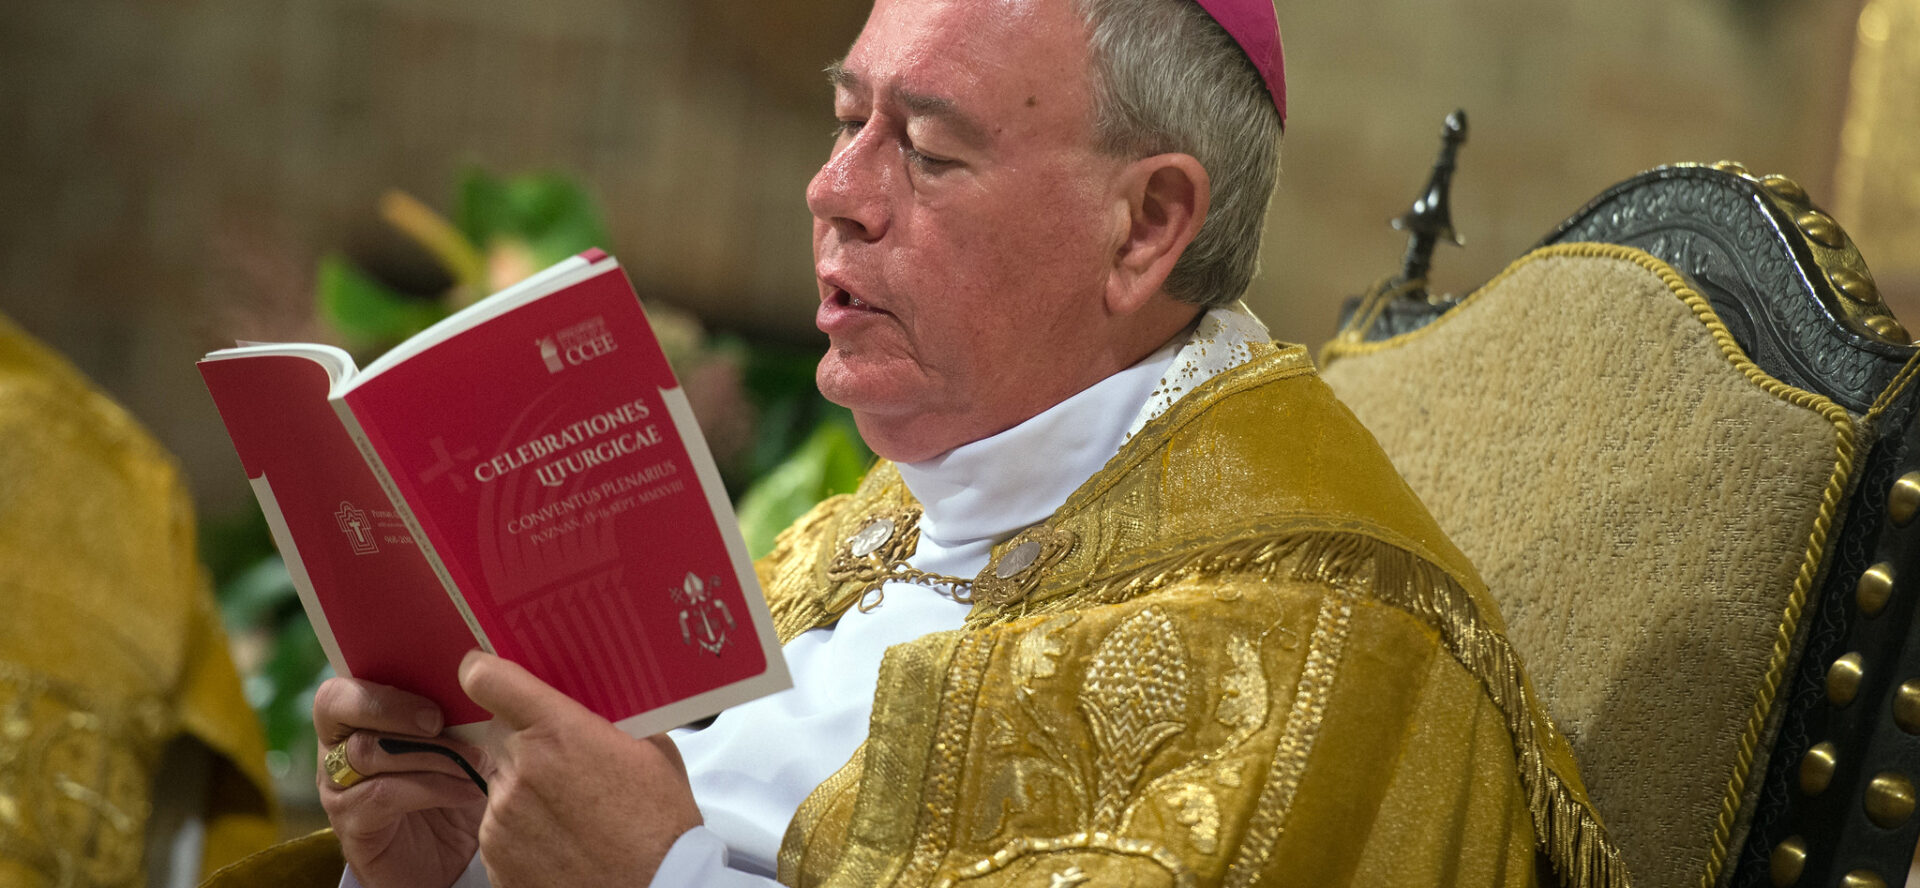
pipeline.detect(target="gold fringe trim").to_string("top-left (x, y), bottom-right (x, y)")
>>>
top-left (1322, 242), bottom-right (1862, 888)
top-left (983, 528), bottom-right (1634, 888)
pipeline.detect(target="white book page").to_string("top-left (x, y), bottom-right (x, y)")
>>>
top-left (200, 342), bottom-right (359, 384)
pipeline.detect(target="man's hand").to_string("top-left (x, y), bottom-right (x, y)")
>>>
top-left (458, 650), bottom-right (704, 887)
top-left (314, 678), bottom-right (488, 888)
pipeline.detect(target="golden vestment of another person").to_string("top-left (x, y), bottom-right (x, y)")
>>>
top-left (760, 342), bottom-right (1625, 888)
top-left (0, 314), bottom-right (277, 887)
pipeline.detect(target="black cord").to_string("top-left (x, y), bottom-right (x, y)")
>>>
top-left (378, 736), bottom-right (489, 795)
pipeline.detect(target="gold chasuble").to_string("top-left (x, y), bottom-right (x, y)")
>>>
top-left (763, 344), bottom-right (1627, 888)
top-left (0, 315), bottom-right (277, 886)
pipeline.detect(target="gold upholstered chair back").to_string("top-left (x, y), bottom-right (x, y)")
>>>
top-left (1320, 164), bottom-right (1920, 888)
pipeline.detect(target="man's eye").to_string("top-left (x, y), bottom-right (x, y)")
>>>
top-left (904, 147), bottom-right (956, 171)
top-left (832, 119), bottom-right (865, 140)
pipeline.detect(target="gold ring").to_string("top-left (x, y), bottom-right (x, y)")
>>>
top-left (324, 740), bottom-right (365, 789)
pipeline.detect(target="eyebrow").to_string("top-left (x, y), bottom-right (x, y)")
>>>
top-left (825, 61), bottom-right (992, 150)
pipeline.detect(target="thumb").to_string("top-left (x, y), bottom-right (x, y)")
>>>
top-left (458, 649), bottom-right (589, 731)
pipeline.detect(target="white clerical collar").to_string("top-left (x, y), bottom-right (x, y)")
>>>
top-left (896, 335), bottom-right (1179, 547)
top-left (895, 304), bottom-right (1270, 548)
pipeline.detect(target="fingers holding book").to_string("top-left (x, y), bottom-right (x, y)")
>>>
top-left (314, 676), bottom-right (491, 792)
top-left (319, 728), bottom-right (490, 794)
top-left (313, 676), bottom-right (488, 888)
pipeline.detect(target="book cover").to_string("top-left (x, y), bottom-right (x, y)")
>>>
top-left (200, 352), bottom-right (487, 725)
top-left (201, 252), bottom-right (788, 740)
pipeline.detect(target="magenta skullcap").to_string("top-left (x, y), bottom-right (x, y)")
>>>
top-left (1192, 0), bottom-right (1286, 123)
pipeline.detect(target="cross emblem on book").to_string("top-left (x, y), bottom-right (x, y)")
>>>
top-left (418, 436), bottom-right (480, 493)
top-left (334, 501), bottom-right (378, 555)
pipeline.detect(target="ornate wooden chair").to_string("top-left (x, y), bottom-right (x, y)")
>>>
top-left (1320, 124), bottom-right (1920, 888)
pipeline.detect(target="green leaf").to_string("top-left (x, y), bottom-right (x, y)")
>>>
top-left (198, 508), bottom-right (277, 587)
top-left (455, 169), bottom-right (608, 266)
top-left (455, 170), bottom-right (512, 248)
top-left (739, 342), bottom-right (843, 481)
top-left (736, 420), bottom-right (872, 559)
top-left (217, 555), bottom-right (297, 631)
top-left (261, 615), bottom-right (330, 753)
top-left (316, 254), bottom-right (447, 348)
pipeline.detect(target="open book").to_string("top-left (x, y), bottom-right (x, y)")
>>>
top-left (200, 249), bottom-right (789, 742)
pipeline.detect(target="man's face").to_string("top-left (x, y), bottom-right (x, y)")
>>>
top-left (809, 0), bottom-right (1132, 462)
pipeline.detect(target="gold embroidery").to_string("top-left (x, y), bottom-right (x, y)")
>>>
top-left (775, 343), bottom-right (1630, 888)
top-left (933, 831), bottom-right (1197, 888)
top-left (971, 753), bottom-right (1056, 845)
top-left (982, 526), bottom-right (1633, 888)
top-left (764, 493), bottom-right (856, 642)
top-left (1214, 761), bottom-right (1244, 789)
top-left (1165, 783), bottom-right (1222, 854)
top-left (780, 742), bottom-right (867, 887)
top-left (896, 634), bottom-right (999, 887)
top-left (1129, 628), bottom-right (1271, 838)
top-left (1080, 607), bottom-right (1191, 831)
top-left (1224, 589), bottom-right (1355, 888)
top-left (0, 660), bottom-right (165, 888)
top-left (1214, 635), bottom-right (1267, 737)
top-left (994, 615), bottom-right (1095, 832)
top-left (1012, 616), bottom-right (1075, 689)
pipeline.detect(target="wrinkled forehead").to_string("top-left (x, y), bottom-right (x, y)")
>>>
top-left (840, 0), bottom-right (1098, 131)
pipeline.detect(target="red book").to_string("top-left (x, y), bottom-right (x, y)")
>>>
top-left (199, 250), bottom-right (789, 742)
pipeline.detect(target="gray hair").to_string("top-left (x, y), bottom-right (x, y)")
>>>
top-left (1076, 0), bottom-right (1283, 308)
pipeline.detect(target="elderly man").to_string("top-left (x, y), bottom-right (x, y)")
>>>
top-left (283, 0), bottom-right (1627, 886)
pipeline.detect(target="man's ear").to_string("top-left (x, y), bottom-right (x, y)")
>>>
top-left (1106, 152), bottom-right (1210, 315)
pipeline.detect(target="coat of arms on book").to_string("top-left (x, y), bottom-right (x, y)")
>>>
top-left (675, 572), bottom-right (735, 656)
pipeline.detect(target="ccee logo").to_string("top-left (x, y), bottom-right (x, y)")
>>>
top-left (539, 317), bottom-right (616, 374)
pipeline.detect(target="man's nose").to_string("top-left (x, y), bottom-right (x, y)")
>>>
top-left (806, 130), bottom-right (892, 242)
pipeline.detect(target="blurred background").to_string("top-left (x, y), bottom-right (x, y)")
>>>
top-left (3, 0), bottom-right (1917, 836)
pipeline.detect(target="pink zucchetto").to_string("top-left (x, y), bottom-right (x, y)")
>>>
top-left (1192, 0), bottom-right (1286, 123)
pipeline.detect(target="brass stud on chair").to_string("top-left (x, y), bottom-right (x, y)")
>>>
top-left (1892, 472), bottom-right (1920, 526)
top-left (1801, 742), bottom-right (1838, 795)
top-left (1760, 174), bottom-right (1810, 205)
top-left (1895, 681), bottom-right (1920, 734)
top-left (1858, 563), bottom-right (1895, 616)
top-left (1864, 315), bottom-right (1912, 344)
top-left (1830, 269), bottom-right (1881, 305)
top-left (1828, 653), bottom-right (1865, 707)
top-left (1713, 160), bottom-right (1755, 177)
top-left (1797, 210), bottom-right (1847, 248)
top-left (1769, 836), bottom-right (1808, 887)
top-left (1866, 772), bottom-right (1917, 828)
top-left (1842, 871), bottom-right (1889, 888)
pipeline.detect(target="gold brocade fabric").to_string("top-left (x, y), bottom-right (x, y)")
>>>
top-left (0, 315), bottom-right (276, 887)
top-left (764, 346), bottom-right (1628, 888)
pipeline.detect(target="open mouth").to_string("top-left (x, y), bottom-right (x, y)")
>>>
top-left (831, 287), bottom-right (886, 313)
